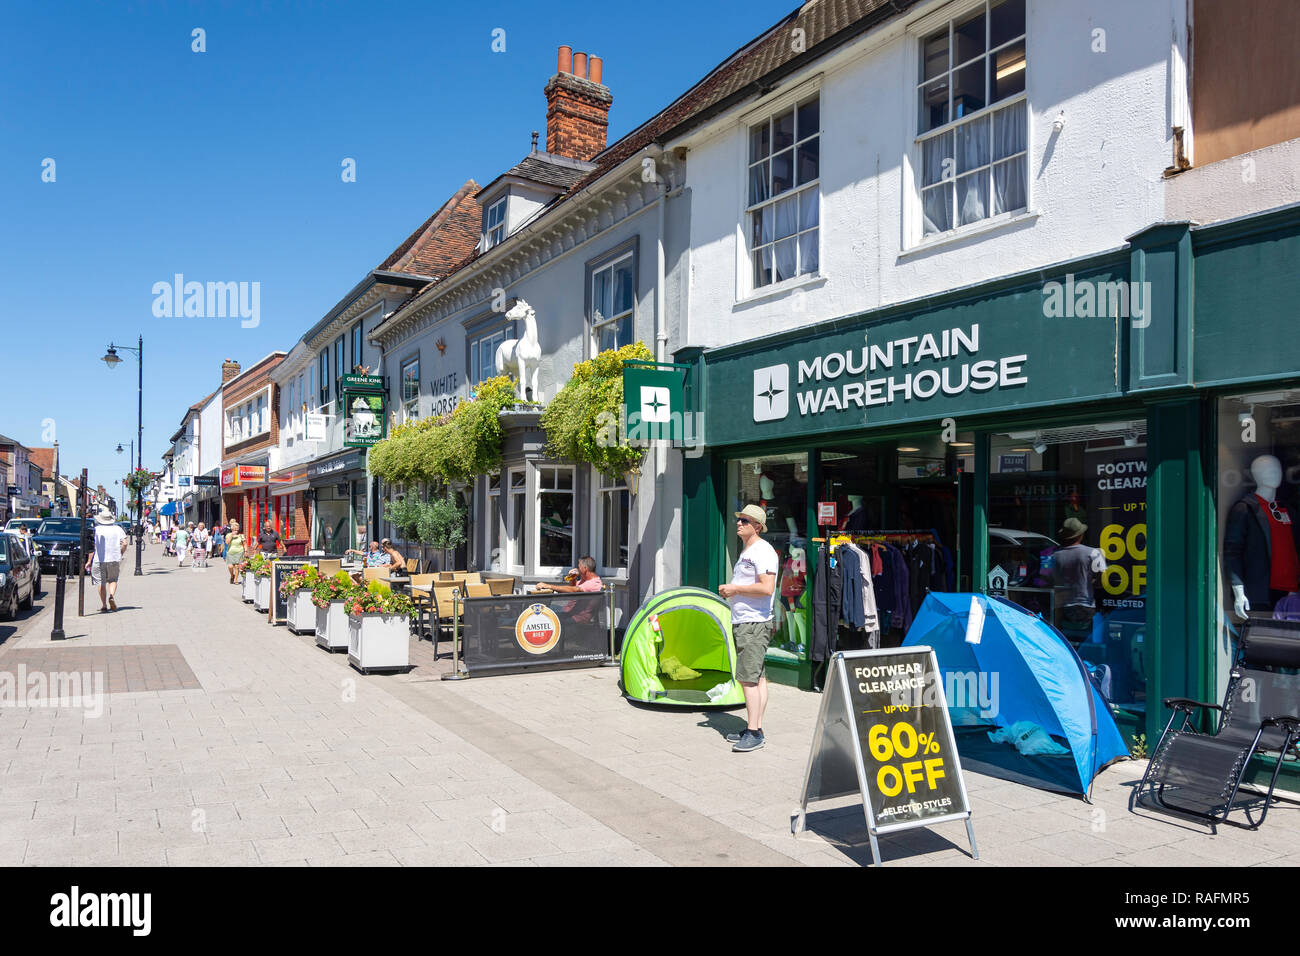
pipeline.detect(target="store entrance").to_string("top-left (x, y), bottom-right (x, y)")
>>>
top-left (819, 433), bottom-right (973, 647)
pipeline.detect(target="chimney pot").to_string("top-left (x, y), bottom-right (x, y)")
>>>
top-left (588, 55), bottom-right (603, 85)
top-left (557, 45), bottom-right (572, 74)
top-left (572, 51), bottom-right (588, 79)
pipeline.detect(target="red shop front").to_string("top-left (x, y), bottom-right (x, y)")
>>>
top-left (220, 464), bottom-right (271, 534)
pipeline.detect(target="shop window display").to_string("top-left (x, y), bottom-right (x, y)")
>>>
top-left (1216, 391), bottom-right (1300, 631)
top-left (726, 454), bottom-right (811, 663)
top-left (988, 419), bottom-right (1147, 714)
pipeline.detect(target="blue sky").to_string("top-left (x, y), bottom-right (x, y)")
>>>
top-left (0, 0), bottom-right (795, 511)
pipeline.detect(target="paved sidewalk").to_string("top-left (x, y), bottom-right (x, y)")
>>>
top-left (1, 545), bottom-right (1299, 866)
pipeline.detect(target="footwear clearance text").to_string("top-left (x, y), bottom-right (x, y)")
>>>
top-left (794, 324), bottom-right (1027, 415)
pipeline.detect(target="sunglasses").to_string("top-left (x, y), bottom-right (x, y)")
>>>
top-left (1268, 500), bottom-right (1287, 522)
top-left (736, 517), bottom-right (754, 527)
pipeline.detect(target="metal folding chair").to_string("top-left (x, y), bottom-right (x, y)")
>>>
top-left (1134, 619), bottom-right (1300, 830)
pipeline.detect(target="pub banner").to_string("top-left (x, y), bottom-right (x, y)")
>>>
top-left (461, 592), bottom-right (609, 677)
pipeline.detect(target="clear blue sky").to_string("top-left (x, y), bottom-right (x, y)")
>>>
top-left (0, 0), bottom-right (795, 512)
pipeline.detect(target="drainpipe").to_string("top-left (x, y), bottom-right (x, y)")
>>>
top-left (651, 148), bottom-right (685, 595)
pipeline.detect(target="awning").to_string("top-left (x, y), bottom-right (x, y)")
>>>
top-left (159, 501), bottom-right (178, 516)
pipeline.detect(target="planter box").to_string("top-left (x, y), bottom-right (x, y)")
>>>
top-left (242, 572), bottom-right (257, 603)
top-left (347, 613), bottom-right (410, 674)
top-left (254, 576), bottom-right (272, 612)
top-left (315, 601), bottom-right (350, 651)
top-left (286, 590), bottom-right (315, 634)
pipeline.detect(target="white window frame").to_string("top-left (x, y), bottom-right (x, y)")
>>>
top-left (589, 251), bottom-right (636, 354)
top-left (740, 82), bottom-right (823, 298)
top-left (484, 196), bottom-right (507, 250)
top-left (401, 357), bottom-right (420, 421)
top-left (533, 465), bottom-right (575, 576)
top-left (591, 466), bottom-right (629, 578)
top-left (469, 328), bottom-right (508, 385)
top-left (486, 472), bottom-right (503, 572)
top-left (906, 0), bottom-right (1029, 248)
top-left (505, 466), bottom-right (528, 574)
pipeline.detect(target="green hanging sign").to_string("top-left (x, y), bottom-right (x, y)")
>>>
top-left (622, 361), bottom-right (689, 444)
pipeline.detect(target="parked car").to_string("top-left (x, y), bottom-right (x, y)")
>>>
top-left (33, 517), bottom-right (94, 576)
top-left (3, 518), bottom-right (42, 593)
top-left (0, 533), bottom-right (36, 619)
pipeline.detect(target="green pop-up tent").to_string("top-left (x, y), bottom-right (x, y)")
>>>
top-left (621, 587), bottom-right (746, 707)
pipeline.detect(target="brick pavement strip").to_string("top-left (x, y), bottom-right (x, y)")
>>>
top-left (4, 546), bottom-right (1300, 866)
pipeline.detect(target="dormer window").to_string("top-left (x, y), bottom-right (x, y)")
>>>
top-left (484, 196), bottom-right (507, 250)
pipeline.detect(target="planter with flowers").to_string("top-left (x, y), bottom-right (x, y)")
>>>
top-left (241, 560), bottom-right (257, 604)
top-left (280, 564), bottom-right (321, 634)
top-left (347, 580), bottom-right (416, 674)
top-left (246, 553), bottom-right (274, 612)
top-left (312, 571), bottom-right (360, 652)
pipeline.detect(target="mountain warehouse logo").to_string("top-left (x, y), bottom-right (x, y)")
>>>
top-left (640, 385), bottom-right (671, 423)
top-left (751, 324), bottom-right (1027, 421)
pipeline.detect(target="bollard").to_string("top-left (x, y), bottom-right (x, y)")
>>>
top-left (602, 583), bottom-right (620, 667)
top-left (441, 587), bottom-right (468, 681)
top-left (50, 557), bottom-right (68, 641)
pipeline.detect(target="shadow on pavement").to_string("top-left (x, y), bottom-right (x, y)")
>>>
top-left (801, 806), bottom-right (975, 865)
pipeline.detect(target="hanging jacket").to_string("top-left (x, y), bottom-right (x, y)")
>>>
top-left (811, 545), bottom-right (843, 663)
top-left (837, 544), bottom-right (865, 629)
top-left (844, 541), bottom-right (881, 644)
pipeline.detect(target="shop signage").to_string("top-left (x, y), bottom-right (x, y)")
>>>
top-left (343, 388), bottom-right (386, 448)
top-left (622, 362), bottom-right (687, 443)
top-left (515, 604), bottom-right (562, 655)
top-left (238, 465), bottom-right (265, 483)
top-left (177, 476), bottom-right (191, 486)
top-left (193, 475), bottom-right (219, 487)
top-left (987, 566), bottom-right (1009, 596)
top-left (795, 648), bottom-right (975, 866)
top-left (220, 468), bottom-right (237, 487)
top-left (308, 451), bottom-right (365, 481)
top-left (269, 470), bottom-right (302, 485)
top-left (999, 453), bottom-right (1029, 473)
top-left (705, 278), bottom-right (1123, 445)
top-left (305, 414), bottom-right (327, 442)
top-left (6, 485), bottom-right (19, 496)
top-left (1087, 448), bottom-right (1147, 614)
top-left (817, 501), bottom-right (838, 526)
top-left (341, 374), bottom-right (384, 392)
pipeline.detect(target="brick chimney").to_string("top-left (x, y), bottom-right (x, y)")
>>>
top-left (544, 45), bottom-right (612, 162)
top-left (221, 358), bottom-right (242, 383)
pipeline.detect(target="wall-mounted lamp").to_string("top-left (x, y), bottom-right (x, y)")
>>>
top-left (1052, 110), bottom-right (1066, 134)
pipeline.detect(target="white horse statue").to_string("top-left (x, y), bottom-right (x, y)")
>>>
top-left (495, 299), bottom-right (542, 401)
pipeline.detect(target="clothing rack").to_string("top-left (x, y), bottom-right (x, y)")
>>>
top-left (811, 530), bottom-right (936, 544)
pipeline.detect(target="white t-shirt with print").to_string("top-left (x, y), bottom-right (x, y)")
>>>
top-left (729, 537), bottom-right (779, 623)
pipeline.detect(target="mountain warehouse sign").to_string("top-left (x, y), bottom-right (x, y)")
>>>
top-left (700, 277), bottom-right (1126, 445)
top-left (754, 325), bottom-right (1027, 421)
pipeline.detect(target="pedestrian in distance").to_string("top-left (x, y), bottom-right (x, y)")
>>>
top-left (84, 507), bottom-right (127, 612)
top-left (174, 522), bottom-right (191, 567)
top-left (257, 520), bottom-right (285, 557)
top-left (210, 523), bottom-right (224, 561)
top-left (718, 504), bottom-right (778, 753)
top-left (225, 520), bottom-right (246, 584)
top-left (192, 522), bottom-right (210, 569)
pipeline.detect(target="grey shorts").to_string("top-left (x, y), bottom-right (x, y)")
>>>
top-left (733, 620), bottom-right (774, 683)
top-left (91, 561), bottom-right (120, 585)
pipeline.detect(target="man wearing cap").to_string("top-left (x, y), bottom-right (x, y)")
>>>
top-left (718, 504), bottom-right (779, 753)
top-left (1052, 517), bottom-right (1107, 638)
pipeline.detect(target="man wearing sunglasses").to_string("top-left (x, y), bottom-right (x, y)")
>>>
top-left (718, 504), bottom-right (778, 753)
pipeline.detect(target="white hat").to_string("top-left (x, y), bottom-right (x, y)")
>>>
top-left (95, 507), bottom-right (116, 526)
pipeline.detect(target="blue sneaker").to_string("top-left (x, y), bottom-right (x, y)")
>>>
top-left (732, 730), bottom-right (765, 753)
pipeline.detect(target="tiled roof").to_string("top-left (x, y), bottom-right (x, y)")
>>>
top-left (28, 447), bottom-right (56, 479)
top-left (478, 153), bottom-right (594, 197)
top-left (378, 179), bottom-right (483, 279)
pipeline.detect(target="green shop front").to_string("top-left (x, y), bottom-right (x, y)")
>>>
top-left (678, 204), bottom-right (1300, 756)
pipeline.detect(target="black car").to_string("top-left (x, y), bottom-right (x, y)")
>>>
top-left (34, 517), bottom-right (94, 575)
top-left (0, 533), bottom-right (36, 619)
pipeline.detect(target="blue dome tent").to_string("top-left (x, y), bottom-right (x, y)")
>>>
top-left (902, 592), bottom-right (1129, 797)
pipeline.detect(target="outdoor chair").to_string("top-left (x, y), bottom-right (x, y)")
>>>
top-left (1134, 618), bottom-right (1300, 830)
top-left (406, 574), bottom-right (437, 638)
top-left (362, 567), bottom-right (390, 584)
top-left (405, 556), bottom-right (421, 574)
top-left (464, 583), bottom-right (491, 598)
top-left (486, 576), bottom-right (516, 596)
top-left (461, 572), bottom-right (482, 585)
top-left (437, 572), bottom-right (456, 582)
top-left (316, 558), bottom-right (342, 577)
top-left (429, 585), bottom-right (464, 658)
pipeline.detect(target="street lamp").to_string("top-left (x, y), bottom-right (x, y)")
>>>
top-left (102, 336), bottom-right (144, 576)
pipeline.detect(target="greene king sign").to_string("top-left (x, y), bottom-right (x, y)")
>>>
top-left (753, 324), bottom-right (1026, 422)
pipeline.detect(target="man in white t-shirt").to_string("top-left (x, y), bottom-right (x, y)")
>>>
top-left (84, 508), bottom-right (127, 612)
top-left (718, 504), bottom-right (778, 753)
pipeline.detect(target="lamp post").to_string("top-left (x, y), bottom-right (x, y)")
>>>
top-left (103, 337), bottom-right (144, 576)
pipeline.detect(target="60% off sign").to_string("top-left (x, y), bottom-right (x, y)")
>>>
top-left (866, 708), bottom-right (947, 798)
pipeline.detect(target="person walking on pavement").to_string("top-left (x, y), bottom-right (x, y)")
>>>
top-left (257, 520), bottom-right (285, 557)
top-left (84, 507), bottom-right (127, 612)
top-left (174, 522), bottom-right (191, 567)
top-left (192, 522), bottom-right (211, 568)
top-left (210, 523), bottom-right (224, 561)
top-left (718, 504), bottom-right (778, 753)
top-left (225, 520), bottom-right (246, 584)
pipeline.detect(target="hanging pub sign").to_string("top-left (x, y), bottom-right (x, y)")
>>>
top-left (794, 647), bottom-right (976, 866)
top-left (344, 377), bottom-right (386, 448)
top-left (621, 360), bottom-right (689, 444)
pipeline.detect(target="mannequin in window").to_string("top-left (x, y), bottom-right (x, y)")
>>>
top-left (758, 472), bottom-right (799, 538)
top-left (1225, 454), bottom-right (1300, 619)
top-left (840, 494), bottom-right (870, 532)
